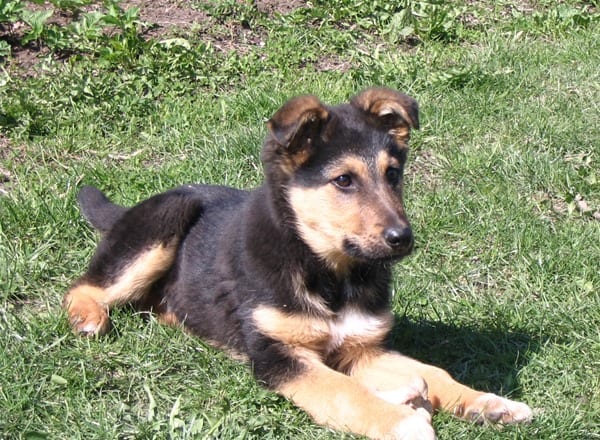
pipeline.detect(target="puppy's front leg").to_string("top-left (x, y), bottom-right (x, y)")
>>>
top-left (353, 352), bottom-right (532, 425)
top-left (274, 355), bottom-right (435, 440)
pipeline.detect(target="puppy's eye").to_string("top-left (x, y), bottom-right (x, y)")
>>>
top-left (332, 174), bottom-right (353, 188)
top-left (385, 167), bottom-right (401, 186)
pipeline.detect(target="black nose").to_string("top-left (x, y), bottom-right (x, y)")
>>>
top-left (383, 226), bottom-right (413, 248)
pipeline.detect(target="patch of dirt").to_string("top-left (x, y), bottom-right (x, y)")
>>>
top-left (0, 19), bottom-right (47, 75)
top-left (3, 45), bottom-right (47, 77)
top-left (533, 191), bottom-right (600, 222)
top-left (255, 0), bottom-right (306, 16)
top-left (1, 0), bottom-right (306, 75)
top-left (122, 0), bottom-right (211, 38)
top-left (314, 55), bottom-right (353, 73)
top-left (0, 135), bottom-right (9, 154)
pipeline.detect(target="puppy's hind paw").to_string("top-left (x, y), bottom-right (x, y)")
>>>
top-left (63, 286), bottom-right (111, 336)
top-left (67, 306), bottom-right (110, 336)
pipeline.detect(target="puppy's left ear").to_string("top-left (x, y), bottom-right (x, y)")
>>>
top-left (351, 87), bottom-right (419, 143)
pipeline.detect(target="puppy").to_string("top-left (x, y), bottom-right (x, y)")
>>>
top-left (64, 88), bottom-right (532, 439)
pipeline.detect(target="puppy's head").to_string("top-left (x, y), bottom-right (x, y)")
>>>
top-left (262, 87), bottom-right (419, 273)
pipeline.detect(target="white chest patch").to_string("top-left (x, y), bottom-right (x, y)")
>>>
top-left (326, 308), bottom-right (391, 352)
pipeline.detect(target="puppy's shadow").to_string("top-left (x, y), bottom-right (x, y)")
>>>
top-left (389, 317), bottom-right (539, 396)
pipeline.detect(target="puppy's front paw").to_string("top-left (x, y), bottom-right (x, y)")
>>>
top-left (463, 393), bottom-right (533, 424)
top-left (374, 376), bottom-right (433, 419)
top-left (392, 411), bottom-right (436, 440)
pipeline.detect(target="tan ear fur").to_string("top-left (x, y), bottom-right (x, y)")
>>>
top-left (267, 95), bottom-right (329, 151)
top-left (351, 87), bottom-right (419, 143)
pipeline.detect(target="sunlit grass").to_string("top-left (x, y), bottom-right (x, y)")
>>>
top-left (1, 1), bottom-right (599, 438)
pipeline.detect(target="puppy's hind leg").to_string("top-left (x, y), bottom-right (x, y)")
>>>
top-left (64, 241), bottom-right (178, 335)
top-left (64, 188), bottom-right (202, 336)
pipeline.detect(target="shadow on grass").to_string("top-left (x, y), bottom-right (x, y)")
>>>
top-left (389, 317), bottom-right (539, 397)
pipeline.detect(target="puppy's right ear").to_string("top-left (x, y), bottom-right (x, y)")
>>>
top-left (266, 95), bottom-right (329, 160)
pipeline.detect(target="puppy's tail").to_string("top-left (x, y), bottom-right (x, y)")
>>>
top-left (77, 185), bottom-right (127, 233)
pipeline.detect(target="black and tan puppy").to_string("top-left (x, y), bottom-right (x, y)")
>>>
top-left (64, 88), bottom-right (532, 439)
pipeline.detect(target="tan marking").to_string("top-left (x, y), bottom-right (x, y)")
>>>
top-left (203, 338), bottom-right (250, 362)
top-left (350, 352), bottom-right (432, 410)
top-left (290, 146), bottom-right (311, 168)
top-left (326, 308), bottom-right (392, 373)
top-left (328, 308), bottom-right (393, 352)
top-left (277, 359), bottom-right (428, 439)
top-left (104, 241), bottom-right (177, 304)
top-left (390, 126), bottom-right (411, 143)
top-left (288, 184), bottom-right (357, 273)
top-left (351, 88), bottom-right (418, 143)
top-left (156, 311), bottom-right (180, 327)
top-left (371, 98), bottom-right (413, 143)
top-left (278, 146), bottom-right (312, 176)
top-left (373, 101), bottom-right (412, 128)
top-left (255, 307), bottom-right (437, 437)
top-left (376, 150), bottom-right (401, 180)
top-left (371, 375), bottom-right (431, 411)
top-left (266, 95), bottom-right (328, 174)
top-left (267, 95), bottom-right (328, 143)
top-left (288, 153), bottom-right (408, 270)
top-left (63, 241), bottom-right (177, 336)
top-left (463, 393), bottom-right (533, 424)
top-left (253, 306), bottom-right (392, 357)
top-left (253, 306), bottom-right (331, 352)
top-left (322, 155), bottom-right (370, 181)
top-left (349, 350), bottom-right (532, 425)
top-left (63, 284), bottom-right (110, 335)
top-left (287, 154), bottom-right (374, 272)
top-left (290, 271), bottom-right (331, 316)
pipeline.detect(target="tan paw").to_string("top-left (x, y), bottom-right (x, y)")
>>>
top-left (69, 306), bottom-right (110, 335)
top-left (374, 377), bottom-right (433, 419)
top-left (464, 393), bottom-right (533, 424)
top-left (391, 411), bottom-right (436, 440)
top-left (64, 286), bottom-right (110, 336)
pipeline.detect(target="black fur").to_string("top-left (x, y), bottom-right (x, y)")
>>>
top-left (74, 89), bottom-right (417, 389)
top-left (78, 186), bottom-right (126, 233)
top-left (65, 90), bottom-right (535, 438)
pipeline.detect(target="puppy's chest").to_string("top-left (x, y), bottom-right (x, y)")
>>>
top-left (253, 306), bottom-right (393, 354)
top-left (326, 309), bottom-right (392, 351)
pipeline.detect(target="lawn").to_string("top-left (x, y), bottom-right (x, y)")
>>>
top-left (1, 0), bottom-right (599, 439)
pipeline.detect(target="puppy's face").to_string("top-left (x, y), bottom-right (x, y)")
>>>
top-left (263, 88), bottom-right (419, 272)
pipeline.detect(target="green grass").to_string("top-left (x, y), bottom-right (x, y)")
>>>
top-left (1, 0), bottom-right (599, 438)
